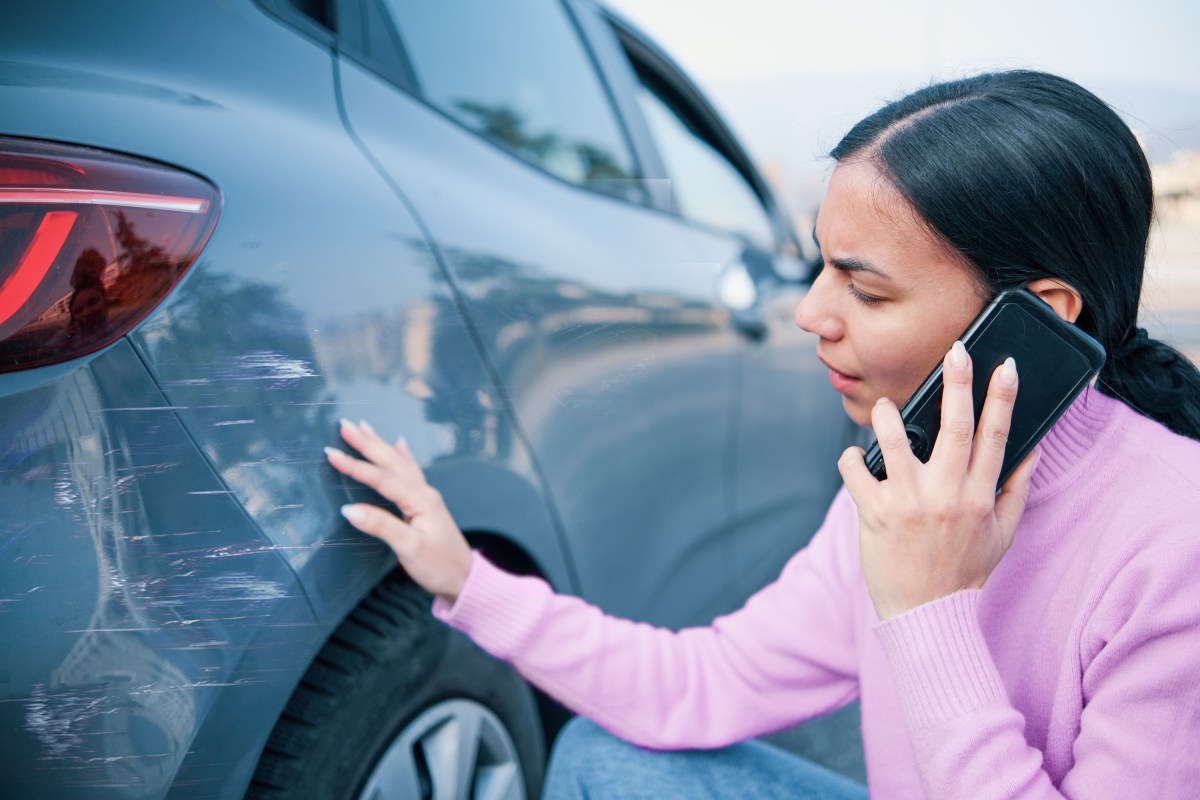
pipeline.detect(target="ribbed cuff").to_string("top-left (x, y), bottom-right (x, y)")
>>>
top-left (873, 591), bottom-right (1008, 731)
top-left (431, 551), bottom-right (549, 661)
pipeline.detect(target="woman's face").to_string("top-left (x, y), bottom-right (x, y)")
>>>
top-left (795, 159), bottom-right (987, 427)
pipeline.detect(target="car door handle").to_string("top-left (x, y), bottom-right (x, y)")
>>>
top-left (719, 262), bottom-right (768, 342)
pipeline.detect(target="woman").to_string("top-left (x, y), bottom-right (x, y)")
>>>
top-left (325, 70), bottom-right (1200, 798)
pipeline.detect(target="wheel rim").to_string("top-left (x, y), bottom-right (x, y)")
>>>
top-left (358, 698), bottom-right (526, 800)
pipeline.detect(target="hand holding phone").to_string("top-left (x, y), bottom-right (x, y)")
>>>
top-left (862, 288), bottom-right (1105, 487)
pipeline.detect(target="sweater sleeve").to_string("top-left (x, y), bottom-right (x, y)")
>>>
top-left (432, 489), bottom-right (865, 749)
top-left (874, 527), bottom-right (1200, 800)
top-left (874, 592), bottom-right (1060, 799)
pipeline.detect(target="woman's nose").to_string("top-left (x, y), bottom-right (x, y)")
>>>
top-left (794, 269), bottom-right (844, 340)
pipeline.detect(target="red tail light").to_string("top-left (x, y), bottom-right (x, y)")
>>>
top-left (0, 137), bottom-right (220, 373)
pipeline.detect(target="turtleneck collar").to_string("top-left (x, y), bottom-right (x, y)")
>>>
top-left (1026, 384), bottom-right (1123, 505)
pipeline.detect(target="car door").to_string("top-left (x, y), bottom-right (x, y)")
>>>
top-left (592, 8), bottom-right (856, 611)
top-left (331, 0), bottom-right (757, 629)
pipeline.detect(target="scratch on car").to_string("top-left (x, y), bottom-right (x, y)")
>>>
top-left (196, 572), bottom-right (289, 600)
top-left (129, 678), bottom-right (259, 694)
top-left (223, 351), bottom-right (317, 383)
top-left (24, 684), bottom-right (109, 759)
top-left (52, 477), bottom-right (81, 511)
top-left (126, 530), bottom-right (207, 542)
top-left (113, 462), bottom-right (178, 476)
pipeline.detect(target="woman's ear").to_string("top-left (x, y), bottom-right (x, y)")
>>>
top-left (1026, 278), bottom-right (1084, 323)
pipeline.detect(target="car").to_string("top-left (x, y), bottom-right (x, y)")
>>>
top-left (0, 1), bottom-right (857, 797)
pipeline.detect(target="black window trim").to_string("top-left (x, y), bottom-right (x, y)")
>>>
top-left (600, 6), bottom-right (799, 253)
top-left (255, 0), bottom-right (338, 47)
top-left (333, 0), bottom-right (420, 94)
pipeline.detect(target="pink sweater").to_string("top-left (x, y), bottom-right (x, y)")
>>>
top-left (434, 388), bottom-right (1200, 799)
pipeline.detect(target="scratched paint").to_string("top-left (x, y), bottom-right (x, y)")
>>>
top-left (24, 683), bottom-right (112, 759)
top-left (1, 340), bottom-right (322, 797)
top-left (216, 351), bottom-right (317, 387)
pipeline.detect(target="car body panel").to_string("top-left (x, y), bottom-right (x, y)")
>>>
top-left (0, 339), bottom-right (320, 799)
top-left (337, 53), bottom-right (752, 628)
top-left (0, 1), bottom-right (854, 795)
top-left (0, 3), bottom-right (569, 796)
top-left (580, 6), bottom-right (854, 616)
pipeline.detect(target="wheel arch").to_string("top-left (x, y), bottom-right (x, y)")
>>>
top-left (239, 455), bottom-right (572, 798)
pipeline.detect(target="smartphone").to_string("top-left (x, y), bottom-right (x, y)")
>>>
top-left (863, 288), bottom-right (1106, 487)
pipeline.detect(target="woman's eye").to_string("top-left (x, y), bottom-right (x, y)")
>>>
top-left (848, 283), bottom-right (883, 307)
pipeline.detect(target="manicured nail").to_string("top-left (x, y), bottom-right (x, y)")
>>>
top-left (949, 340), bottom-right (967, 370)
top-left (324, 446), bottom-right (344, 459)
top-left (1000, 357), bottom-right (1018, 386)
top-left (340, 504), bottom-right (365, 524)
top-left (875, 396), bottom-right (890, 407)
top-left (359, 419), bottom-right (376, 435)
top-left (339, 417), bottom-right (355, 430)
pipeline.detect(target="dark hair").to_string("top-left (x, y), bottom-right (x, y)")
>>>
top-left (831, 69), bottom-right (1200, 441)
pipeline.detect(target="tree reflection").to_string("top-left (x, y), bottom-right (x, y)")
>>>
top-left (454, 100), bottom-right (639, 195)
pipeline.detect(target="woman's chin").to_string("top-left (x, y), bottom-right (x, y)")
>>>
top-left (842, 395), bottom-right (875, 428)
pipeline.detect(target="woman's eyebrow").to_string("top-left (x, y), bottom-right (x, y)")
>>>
top-left (829, 256), bottom-right (893, 281)
top-left (812, 229), bottom-right (893, 281)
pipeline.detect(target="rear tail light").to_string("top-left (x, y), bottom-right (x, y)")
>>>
top-left (0, 137), bottom-right (219, 373)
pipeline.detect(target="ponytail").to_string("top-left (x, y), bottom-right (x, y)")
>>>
top-left (1099, 327), bottom-right (1200, 440)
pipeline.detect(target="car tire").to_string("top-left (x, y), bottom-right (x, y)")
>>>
top-left (247, 570), bottom-right (545, 800)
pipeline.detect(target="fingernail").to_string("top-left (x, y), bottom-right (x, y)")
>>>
top-left (324, 446), bottom-right (343, 459)
top-left (875, 396), bottom-right (890, 407)
top-left (359, 419), bottom-right (376, 435)
top-left (340, 504), bottom-right (364, 524)
top-left (339, 417), bottom-right (355, 430)
top-left (1000, 357), bottom-right (1018, 386)
top-left (949, 340), bottom-right (967, 370)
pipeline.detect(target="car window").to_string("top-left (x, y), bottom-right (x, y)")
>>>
top-left (631, 70), bottom-right (775, 250)
top-left (383, 0), bottom-right (643, 200)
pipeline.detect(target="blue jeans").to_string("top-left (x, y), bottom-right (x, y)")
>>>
top-left (543, 717), bottom-right (869, 799)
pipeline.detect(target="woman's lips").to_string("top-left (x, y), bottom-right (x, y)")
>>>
top-left (820, 357), bottom-right (861, 394)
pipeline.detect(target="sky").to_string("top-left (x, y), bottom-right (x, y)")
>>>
top-left (603, 0), bottom-right (1200, 90)
top-left (603, 0), bottom-right (1200, 210)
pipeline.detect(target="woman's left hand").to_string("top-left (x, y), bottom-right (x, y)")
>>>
top-left (838, 341), bottom-right (1040, 621)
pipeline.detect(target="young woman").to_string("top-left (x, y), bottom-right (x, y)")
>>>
top-left (325, 70), bottom-right (1200, 799)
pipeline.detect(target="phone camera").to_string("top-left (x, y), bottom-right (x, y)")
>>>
top-left (904, 424), bottom-right (931, 461)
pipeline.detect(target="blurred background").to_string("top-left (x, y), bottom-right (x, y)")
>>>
top-left (606, 0), bottom-right (1200, 364)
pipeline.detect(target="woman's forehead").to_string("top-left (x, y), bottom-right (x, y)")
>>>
top-left (816, 161), bottom-right (979, 292)
top-left (818, 163), bottom-right (936, 255)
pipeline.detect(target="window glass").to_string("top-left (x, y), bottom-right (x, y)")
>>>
top-left (633, 80), bottom-right (775, 249)
top-left (385, 0), bottom-right (641, 199)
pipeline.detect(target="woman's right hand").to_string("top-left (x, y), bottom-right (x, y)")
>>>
top-left (325, 419), bottom-right (472, 603)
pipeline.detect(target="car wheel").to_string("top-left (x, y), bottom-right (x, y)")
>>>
top-left (247, 571), bottom-right (545, 800)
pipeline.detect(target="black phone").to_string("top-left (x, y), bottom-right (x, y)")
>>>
top-left (863, 288), bottom-right (1106, 487)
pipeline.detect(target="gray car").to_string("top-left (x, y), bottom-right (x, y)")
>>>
top-left (0, 1), bottom-right (855, 797)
